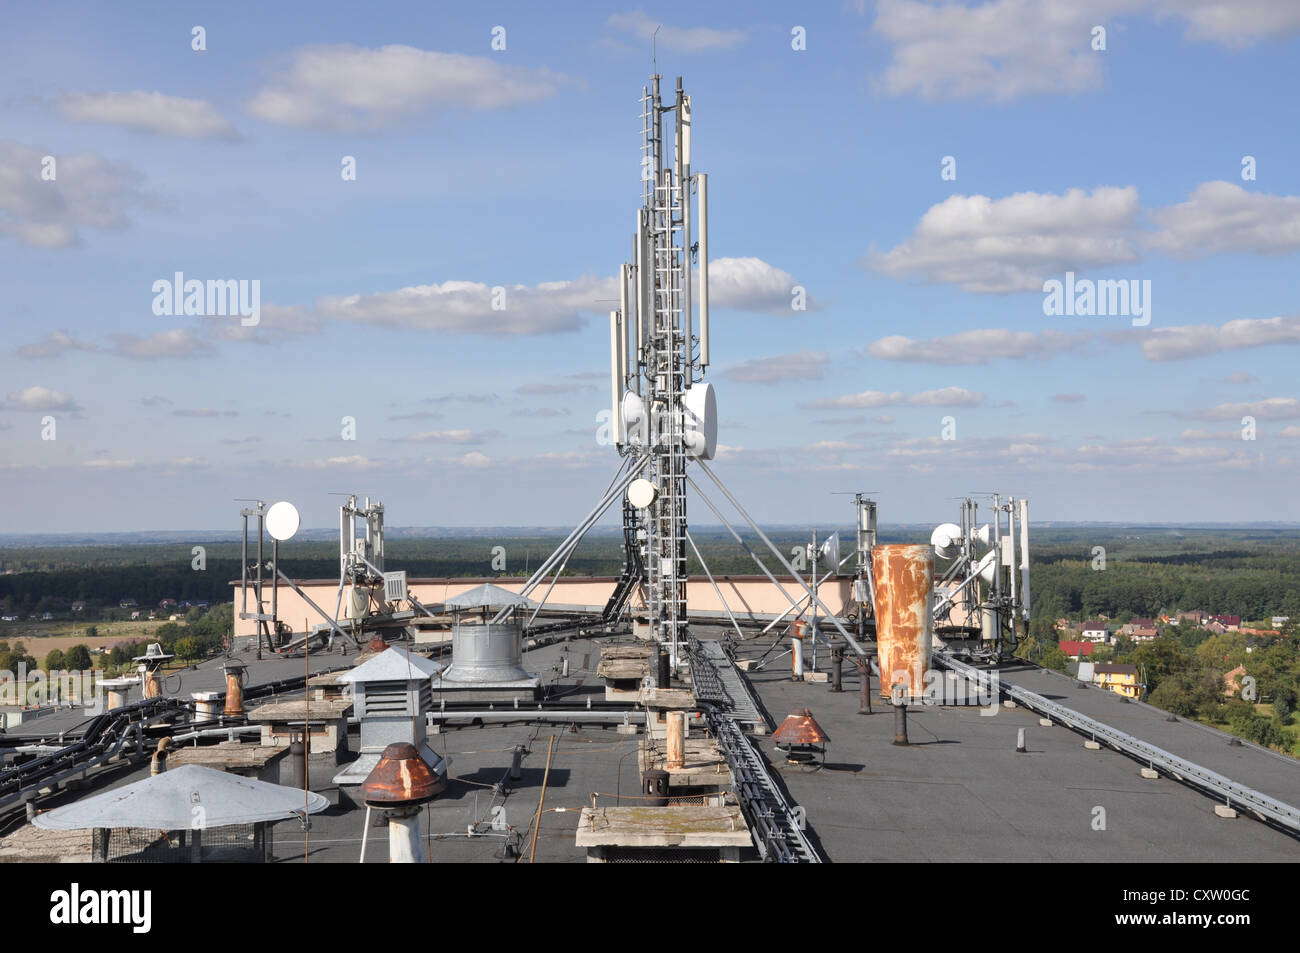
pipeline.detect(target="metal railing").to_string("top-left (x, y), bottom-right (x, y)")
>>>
top-left (934, 651), bottom-right (1300, 834)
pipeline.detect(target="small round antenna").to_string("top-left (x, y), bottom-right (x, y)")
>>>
top-left (266, 500), bottom-right (301, 541)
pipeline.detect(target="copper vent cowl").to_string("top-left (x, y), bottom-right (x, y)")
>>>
top-left (361, 742), bottom-right (439, 809)
top-left (772, 708), bottom-right (830, 747)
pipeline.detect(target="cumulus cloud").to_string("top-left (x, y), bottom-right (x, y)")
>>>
top-left (869, 1), bottom-right (1300, 103)
top-left (1181, 397), bottom-right (1300, 421)
top-left (707, 257), bottom-right (813, 314)
top-left (867, 187), bottom-right (1140, 293)
top-left (908, 387), bottom-right (984, 407)
top-left (605, 10), bottom-right (748, 52)
top-left (4, 385), bottom-right (81, 412)
top-left (172, 407), bottom-right (237, 418)
top-left (398, 429), bottom-right (500, 444)
top-left (316, 275), bottom-right (614, 335)
top-left (869, 328), bottom-right (1090, 364)
top-left (248, 44), bottom-right (569, 131)
top-left (722, 349), bottom-right (829, 383)
top-left (16, 330), bottom-right (97, 359)
top-left (1141, 315), bottom-right (1300, 361)
top-left (110, 329), bottom-right (215, 360)
top-left (803, 390), bottom-right (904, 410)
top-left (0, 140), bottom-right (154, 247)
top-left (59, 91), bottom-right (239, 140)
top-left (1147, 181), bottom-right (1300, 257)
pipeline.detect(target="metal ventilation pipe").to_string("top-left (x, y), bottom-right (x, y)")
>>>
top-left (222, 661), bottom-right (246, 717)
top-left (666, 711), bottom-right (686, 770)
top-left (871, 544), bottom-right (935, 699)
top-left (151, 737), bottom-right (171, 776)
top-left (362, 742), bottom-right (440, 864)
top-left (790, 620), bottom-right (805, 680)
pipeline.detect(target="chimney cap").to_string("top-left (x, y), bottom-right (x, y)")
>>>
top-left (361, 742), bottom-right (439, 808)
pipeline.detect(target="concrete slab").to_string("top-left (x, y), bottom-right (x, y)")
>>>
top-left (575, 805), bottom-right (750, 848)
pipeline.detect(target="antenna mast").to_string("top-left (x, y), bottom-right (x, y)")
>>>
top-left (614, 74), bottom-right (713, 671)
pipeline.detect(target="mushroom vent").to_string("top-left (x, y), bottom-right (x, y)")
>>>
top-left (772, 708), bottom-right (830, 747)
top-left (361, 742), bottom-right (439, 808)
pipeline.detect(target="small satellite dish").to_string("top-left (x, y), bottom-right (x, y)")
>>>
top-left (972, 523), bottom-right (991, 547)
top-left (621, 391), bottom-right (648, 446)
top-left (682, 382), bottom-right (717, 459)
top-left (265, 501), bottom-right (300, 541)
top-left (931, 522), bottom-right (962, 559)
top-left (627, 478), bottom-right (658, 509)
top-left (974, 549), bottom-right (998, 584)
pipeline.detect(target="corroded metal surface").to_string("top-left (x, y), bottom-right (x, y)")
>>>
top-left (771, 708), bottom-right (830, 746)
top-left (361, 742), bottom-right (439, 807)
top-left (871, 544), bottom-right (934, 698)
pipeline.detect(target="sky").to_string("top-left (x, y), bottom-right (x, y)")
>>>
top-left (1, 0), bottom-right (1299, 534)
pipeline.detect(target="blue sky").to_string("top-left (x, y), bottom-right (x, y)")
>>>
top-left (2, 1), bottom-right (1299, 534)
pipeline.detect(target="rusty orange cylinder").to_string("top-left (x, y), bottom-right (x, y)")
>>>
top-left (666, 711), bottom-right (686, 770)
top-left (142, 669), bottom-right (162, 700)
top-left (224, 670), bottom-right (245, 717)
top-left (871, 544), bottom-right (934, 700)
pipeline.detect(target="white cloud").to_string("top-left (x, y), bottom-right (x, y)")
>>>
top-left (59, 91), bottom-right (239, 140)
top-left (707, 257), bottom-right (811, 314)
top-left (907, 387), bottom-right (985, 407)
top-left (804, 390), bottom-right (904, 410)
top-left (867, 187), bottom-right (1140, 293)
top-left (400, 429), bottom-right (499, 445)
top-left (869, 328), bottom-right (1090, 364)
top-left (1223, 371), bottom-right (1258, 385)
top-left (722, 349), bottom-right (829, 383)
top-left (110, 329), bottom-right (215, 361)
top-left (0, 140), bottom-right (153, 248)
top-left (870, 1), bottom-right (1300, 103)
top-left (1051, 393), bottom-right (1088, 403)
top-left (4, 385), bottom-right (81, 412)
top-left (82, 458), bottom-right (136, 469)
top-left (1184, 397), bottom-right (1300, 421)
top-left (316, 275), bottom-right (614, 335)
top-left (248, 44), bottom-right (568, 131)
top-left (1141, 315), bottom-right (1300, 361)
top-left (16, 330), bottom-right (97, 359)
top-left (203, 305), bottom-right (321, 344)
top-left (1279, 426), bottom-right (1300, 439)
top-left (172, 407), bottom-right (237, 418)
top-left (1147, 181), bottom-right (1300, 257)
top-left (605, 10), bottom-right (748, 52)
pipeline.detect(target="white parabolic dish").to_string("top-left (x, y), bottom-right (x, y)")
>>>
top-left (265, 500), bottom-right (301, 541)
top-left (683, 382), bottom-right (717, 459)
top-left (627, 478), bottom-right (658, 509)
top-left (931, 522), bottom-right (962, 559)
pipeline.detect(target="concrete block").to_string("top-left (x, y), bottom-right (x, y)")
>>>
top-left (1140, 767), bottom-right (1158, 779)
top-left (804, 672), bottom-right (829, 683)
top-left (1038, 718), bottom-right (1053, 727)
top-left (1002, 700), bottom-right (1016, 709)
top-left (1083, 740), bottom-right (1101, 750)
top-left (1214, 804), bottom-right (1237, 819)
top-left (616, 723), bottom-right (639, 735)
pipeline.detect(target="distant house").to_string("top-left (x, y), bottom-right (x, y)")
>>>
top-left (159, 598), bottom-right (177, 608)
top-left (71, 600), bottom-right (86, 613)
top-left (1272, 616), bottom-right (1289, 629)
top-left (0, 615), bottom-right (17, 622)
top-left (1080, 621), bottom-right (1110, 643)
top-left (130, 611), bottom-right (141, 620)
top-left (1223, 665), bottom-right (1248, 698)
top-left (1176, 610), bottom-right (1208, 626)
top-left (1205, 621), bottom-right (1229, 636)
top-left (1093, 663), bottom-right (1140, 699)
top-left (1240, 627), bottom-right (1280, 639)
top-left (1059, 640), bottom-right (1095, 658)
top-left (1211, 615), bottom-right (1241, 631)
top-left (1130, 625), bottom-right (1159, 643)
top-left (118, 598), bottom-right (138, 609)
top-left (41, 612), bottom-right (54, 621)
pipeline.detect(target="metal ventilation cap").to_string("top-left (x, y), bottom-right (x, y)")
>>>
top-left (132, 643), bottom-right (174, 663)
top-left (361, 742), bottom-right (440, 808)
top-left (772, 708), bottom-right (830, 746)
